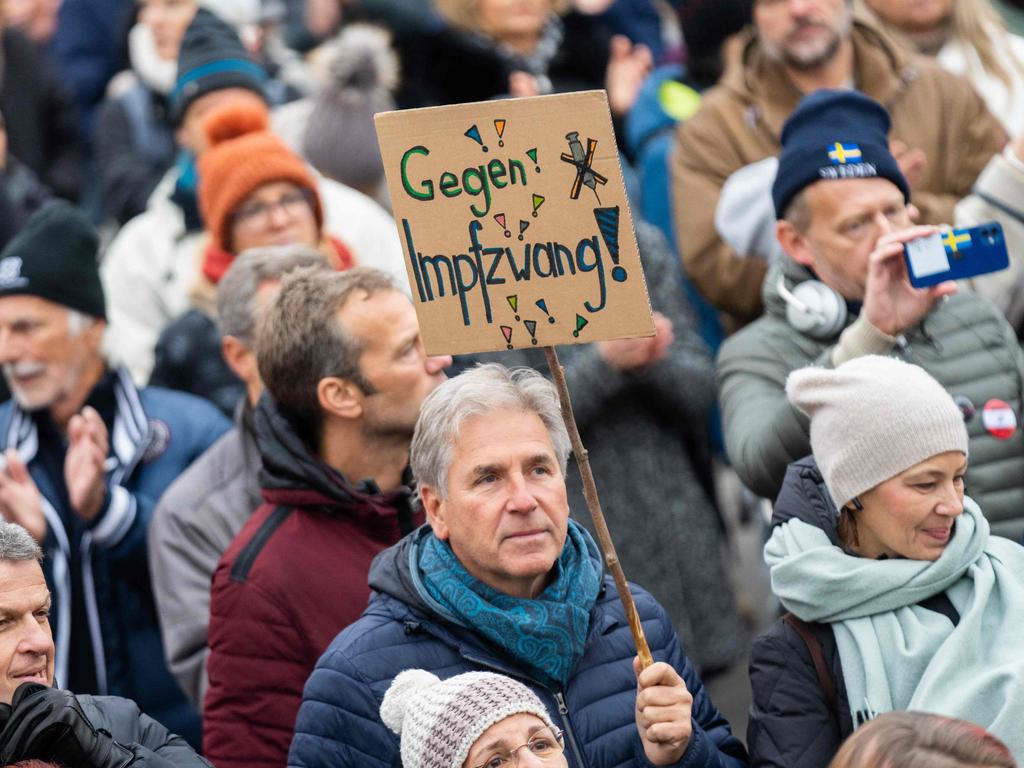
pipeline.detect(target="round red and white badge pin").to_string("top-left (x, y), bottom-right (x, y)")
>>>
top-left (982, 399), bottom-right (1017, 440)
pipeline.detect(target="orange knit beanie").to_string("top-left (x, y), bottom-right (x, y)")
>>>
top-left (197, 101), bottom-right (323, 253)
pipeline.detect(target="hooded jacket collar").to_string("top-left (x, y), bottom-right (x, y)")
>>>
top-left (721, 21), bottom-right (918, 143)
top-left (771, 455), bottom-right (843, 546)
top-left (253, 392), bottom-right (415, 529)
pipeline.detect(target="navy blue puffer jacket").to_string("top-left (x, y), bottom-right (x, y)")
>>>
top-left (287, 527), bottom-right (748, 768)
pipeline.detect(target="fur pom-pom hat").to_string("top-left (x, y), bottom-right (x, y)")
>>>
top-left (302, 24), bottom-right (398, 194)
top-left (197, 101), bottom-right (323, 254)
top-left (379, 669), bottom-right (558, 768)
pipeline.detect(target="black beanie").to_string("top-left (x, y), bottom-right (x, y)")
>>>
top-left (170, 8), bottom-right (267, 124)
top-left (0, 202), bottom-right (105, 319)
top-left (771, 90), bottom-right (910, 219)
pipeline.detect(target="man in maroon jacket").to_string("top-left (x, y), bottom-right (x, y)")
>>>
top-left (201, 267), bottom-right (452, 768)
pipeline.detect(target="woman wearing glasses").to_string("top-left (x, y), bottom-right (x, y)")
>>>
top-left (381, 669), bottom-right (568, 768)
top-left (381, 666), bottom-right (694, 768)
top-left (145, 99), bottom-right (356, 413)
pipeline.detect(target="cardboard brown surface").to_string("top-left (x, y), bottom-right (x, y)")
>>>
top-left (375, 91), bottom-right (655, 356)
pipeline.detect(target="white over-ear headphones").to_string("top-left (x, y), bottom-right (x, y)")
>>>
top-left (776, 277), bottom-right (847, 340)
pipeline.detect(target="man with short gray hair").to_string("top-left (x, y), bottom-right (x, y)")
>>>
top-left (0, 522), bottom-right (211, 765)
top-left (149, 245), bottom-right (330, 709)
top-left (203, 266), bottom-right (451, 768)
top-left (289, 363), bottom-right (747, 768)
top-left (0, 204), bottom-right (229, 747)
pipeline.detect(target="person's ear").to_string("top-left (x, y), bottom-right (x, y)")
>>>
top-left (221, 335), bottom-right (257, 383)
top-left (776, 219), bottom-right (814, 267)
top-left (420, 484), bottom-right (449, 540)
top-left (86, 318), bottom-right (107, 350)
top-left (316, 376), bottom-right (363, 421)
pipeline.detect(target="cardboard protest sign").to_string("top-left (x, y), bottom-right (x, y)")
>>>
top-left (375, 91), bottom-right (655, 356)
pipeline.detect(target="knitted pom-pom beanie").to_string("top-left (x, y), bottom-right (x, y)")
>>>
top-left (197, 101), bottom-right (322, 254)
top-left (380, 669), bottom-right (558, 768)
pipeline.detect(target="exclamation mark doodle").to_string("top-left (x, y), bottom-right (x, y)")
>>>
top-left (465, 124), bottom-right (488, 152)
top-left (518, 220), bottom-right (529, 241)
top-left (573, 314), bottom-right (589, 338)
top-left (524, 319), bottom-right (538, 345)
top-left (500, 325), bottom-right (513, 349)
top-left (526, 148), bottom-right (540, 173)
top-left (535, 299), bottom-right (555, 324)
top-left (494, 119), bottom-right (507, 148)
top-left (594, 206), bottom-right (627, 282)
top-left (494, 213), bottom-right (511, 238)
top-left (507, 295), bottom-right (520, 321)
top-left (531, 194), bottom-right (545, 218)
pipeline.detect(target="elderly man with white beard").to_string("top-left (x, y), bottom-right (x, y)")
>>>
top-left (0, 203), bottom-right (229, 748)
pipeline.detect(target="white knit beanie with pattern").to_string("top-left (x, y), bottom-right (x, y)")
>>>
top-left (786, 355), bottom-right (969, 508)
top-left (380, 669), bottom-right (558, 768)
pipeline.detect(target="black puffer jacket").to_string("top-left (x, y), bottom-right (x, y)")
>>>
top-left (1, 691), bottom-right (211, 766)
top-left (747, 457), bottom-right (960, 767)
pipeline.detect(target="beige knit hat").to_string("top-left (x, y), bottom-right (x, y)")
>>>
top-left (379, 669), bottom-right (559, 768)
top-left (786, 355), bottom-right (969, 508)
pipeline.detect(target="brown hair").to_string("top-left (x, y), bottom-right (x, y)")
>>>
top-left (255, 266), bottom-right (398, 445)
top-left (434, 0), bottom-right (570, 33)
top-left (829, 711), bottom-right (1016, 768)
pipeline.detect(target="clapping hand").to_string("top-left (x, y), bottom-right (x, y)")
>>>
top-left (64, 406), bottom-right (109, 522)
top-left (0, 449), bottom-right (45, 543)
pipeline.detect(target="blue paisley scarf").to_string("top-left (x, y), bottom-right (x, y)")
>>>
top-left (415, 520), bottom-right (602, 688)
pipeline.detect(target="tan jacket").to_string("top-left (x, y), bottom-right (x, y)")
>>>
top-left (673, 22), bottom-right (1007, 323)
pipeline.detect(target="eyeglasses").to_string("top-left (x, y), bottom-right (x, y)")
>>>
top-left (231, 188), bottom-right (314, 229)
top-left (471, 727), bottom-right (565, 768)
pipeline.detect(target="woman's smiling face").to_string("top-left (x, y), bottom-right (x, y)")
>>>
top-left (850, 451), bottom-right (967, 561)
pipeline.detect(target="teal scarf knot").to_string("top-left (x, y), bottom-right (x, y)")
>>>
top-left (765, 499), bottom-right (1024, 757)
top-left (415, 520), bottom-right (602, 688)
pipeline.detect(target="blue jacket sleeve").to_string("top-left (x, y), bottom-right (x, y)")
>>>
top-left (665, 628), bottom-right (749, 768)
top-left (90, 398), bottom-right (230, 568)
top-left (287, 646), bottom-right (399, 768)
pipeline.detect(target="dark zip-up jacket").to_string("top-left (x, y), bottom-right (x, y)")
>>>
top-left (287, 527), bottom-right (749, 768)
top-left (39, 692), bottom-right (212, 766)
top-left (748, 457), bottom-right (961, 767)
top-left (203, 394), bottom-right (421, 768)
top-left (0, 369), bottom-right (230, 748)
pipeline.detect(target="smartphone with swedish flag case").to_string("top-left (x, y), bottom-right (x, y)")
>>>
top-left (903, 221), bottom-right (1009, 288)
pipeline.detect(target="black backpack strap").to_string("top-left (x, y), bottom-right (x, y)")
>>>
top-left (782, 612), bottom-right (839, 716)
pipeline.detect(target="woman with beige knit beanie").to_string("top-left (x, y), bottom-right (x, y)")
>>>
top-left (747, 355), bottom-right (1024, 767)
top-left (380, 670), bottom-right (569, 768)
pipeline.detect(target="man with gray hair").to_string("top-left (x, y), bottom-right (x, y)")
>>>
top-left (0, 522), bottom-right (211, 765)
top-left (0, 204), bottom-right (229, 748)
top-left (288, 364), bottom-right (747, 768)
top-left (203, 266), bottom-right (451, 768)
top-left (148, 245), bottom-right (331, 709)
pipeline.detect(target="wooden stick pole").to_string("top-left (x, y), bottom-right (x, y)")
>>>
top-left (544, 345), bottom-right (653, 669)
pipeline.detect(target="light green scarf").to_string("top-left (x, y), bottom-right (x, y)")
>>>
top-left (765, 499), bottom-right (1024, 756)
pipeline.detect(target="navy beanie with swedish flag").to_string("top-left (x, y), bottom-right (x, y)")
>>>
top-left (771, 90), bottom-right (910, 219)
top-left (0, 202), bottom-right (106, 319)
